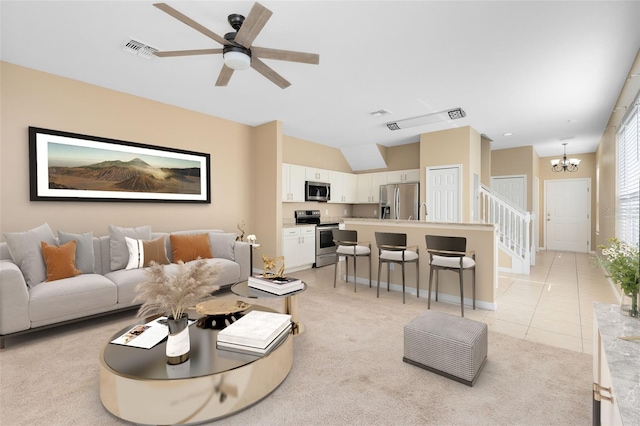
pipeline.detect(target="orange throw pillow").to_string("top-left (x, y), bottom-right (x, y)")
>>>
top-left (41, 240), bottom-right (81, 281)
top-left (170, 234), bottom-right (213, 263)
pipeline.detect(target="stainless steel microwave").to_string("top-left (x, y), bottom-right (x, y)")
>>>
top-left (305, 181), bottom-right (330, 202)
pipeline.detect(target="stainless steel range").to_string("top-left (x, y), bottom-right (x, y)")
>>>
top-left (294, 210), bottom-right (339, 268)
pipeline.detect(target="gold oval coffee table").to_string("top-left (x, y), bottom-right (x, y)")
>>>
top-left (99, 306), bottom-right (292, 424)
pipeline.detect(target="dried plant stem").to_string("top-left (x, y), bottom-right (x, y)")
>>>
top-left (134, 259), bottom-right (220, 319)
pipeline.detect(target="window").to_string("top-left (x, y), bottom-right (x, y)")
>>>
top-left (616, 91), bottom-right (640, 247)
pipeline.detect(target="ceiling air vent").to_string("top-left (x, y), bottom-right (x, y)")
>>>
top-left (386, 107), bottom-right (467, 131)
top-left (122, 38), bottom-right (158, 59)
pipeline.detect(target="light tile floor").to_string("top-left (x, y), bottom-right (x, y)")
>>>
top-left (298, 250), bottom-right (618, 354)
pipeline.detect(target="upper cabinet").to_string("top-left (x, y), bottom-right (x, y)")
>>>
top-left (357, 172), bottom-right (387, 203)
top-left (305, 168), bottom-right (329, 182)
top-left (328, 171), bottom-right (357, 204)
top-left (282, 163), bottom-right (306, 202)
top-left (386, 169), bottom-right (420, 183)
top-left (283, 165), bottom-right (417, 204)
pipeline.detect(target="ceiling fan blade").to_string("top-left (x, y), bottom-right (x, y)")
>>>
top-left (154, 48), bottom-right (223, 58)
top-left (234, 2), bottom-right (273, 47)
top-left (252, 47), bottom-right (319, 64)
top-left (153, 3), bottom-right (228, 46)
top-left (216, 65), bottom-right (235, 86)
top-left (251, 57), bottom-right (291, 89)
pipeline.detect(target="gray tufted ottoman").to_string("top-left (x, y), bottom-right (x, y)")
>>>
top-left (403, 310), bottom-right (487, 386)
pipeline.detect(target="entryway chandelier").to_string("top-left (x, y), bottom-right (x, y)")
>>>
top-left (551, 143), bottom-right (581, 172)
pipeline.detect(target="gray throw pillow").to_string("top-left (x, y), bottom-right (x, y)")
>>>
top-left (109, 225), bottom-right (152, 270)
top-left (209, 232), bottom-right (236, 261)
top-left (58, 231), bottom-right (95, 274)
top-left (3, 223), bottom-right (57, 287)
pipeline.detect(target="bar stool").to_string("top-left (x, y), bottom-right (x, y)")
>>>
top-left (425, 235), bottom-right (476, 317)
top-left (332, 229), bottom-right (371, 292)
top-left (375, 232), bottom-right (419, 304)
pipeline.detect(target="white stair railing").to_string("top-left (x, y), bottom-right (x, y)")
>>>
top-left (479, 184), bottom-right (531, 274)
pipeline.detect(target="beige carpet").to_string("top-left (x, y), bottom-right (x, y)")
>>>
top-left (0, 269), bottom-right (592, 425)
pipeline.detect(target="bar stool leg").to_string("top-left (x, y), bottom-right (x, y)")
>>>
top-left (333, 251), bottom-right (339, 288)
top-left (428, 267), bottom-right (434, 309)
top-left (459, 270), bottom-right (465, 317)
top-left (401, 261), bottom-right (406, 304)
top-left (353, 254), bottom-right (357, 293)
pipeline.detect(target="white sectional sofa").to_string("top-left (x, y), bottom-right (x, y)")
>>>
top-left (0, 225), bottom-right (250, 348)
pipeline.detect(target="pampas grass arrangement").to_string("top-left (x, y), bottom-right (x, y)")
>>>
top-left (134, 258), bottom-right (221, 320)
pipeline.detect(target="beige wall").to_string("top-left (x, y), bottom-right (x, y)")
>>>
top-left (251, 121), bottom-right (282, 265)
top-left (538, 152), bottom-right (597, 250)
top-left (376, 142), bottom-right (421, 172)
top-left (420, 126), bottom-right (481, 222)
top-left (481, 136), bottom-right (492, 186)
top-left (596, 49), bottom-right (640, 253)
top-left (283, 135), bottom-right (352, 172)
top-left (491, 146), bottom-right (535, 211)
top-left (0, 62), bottom-right (254, 237)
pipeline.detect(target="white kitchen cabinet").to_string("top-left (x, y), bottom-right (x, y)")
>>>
top-left (328, 171), bottom-right (357, 203)
top-left (282, 226), bottom-right (316, 272)
top-left (357, 172), bottom-right (387, 203)
top-left (342, 172), bottom-right (357, 203)
top-left (386, 169), bottom-right (420, 183)
top-left (305, 168), bottom-right (329, 182)
top-left (282, 163), bottom-right (306, 202)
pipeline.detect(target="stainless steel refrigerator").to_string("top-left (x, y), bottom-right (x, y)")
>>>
top-left (379, 183), bottom-right (419, 220)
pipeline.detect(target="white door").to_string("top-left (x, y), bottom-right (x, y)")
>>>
top-left (491, 175), bottom-right (526, 210)
top-left (545, 179), bottom-right (590, 253)
top-left (426, 165), bottom-right (461, 223)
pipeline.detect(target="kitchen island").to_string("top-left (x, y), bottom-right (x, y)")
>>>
top-left (343, 219), bottom-right (499, 310)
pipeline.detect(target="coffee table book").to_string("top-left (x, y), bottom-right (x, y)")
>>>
top-left (217, 326), bottom-right (290, 355)
top-left (217, 310), bottom-right (292, 349)
top-left (248, 275), bottom-right (304, 295)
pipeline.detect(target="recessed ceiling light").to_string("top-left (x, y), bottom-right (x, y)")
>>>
top-left (503, 132), bottom-right (513, 137)
top-left (370, 109), bottom-right (391, 117)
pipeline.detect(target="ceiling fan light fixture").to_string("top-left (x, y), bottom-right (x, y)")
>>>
top-left (223, 50), bottom-right (251, 70)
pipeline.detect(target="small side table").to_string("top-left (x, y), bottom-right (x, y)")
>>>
top-left (231, 281), bottom-right (307, 335)
top-left (249, 243), bottom-right (261, 275)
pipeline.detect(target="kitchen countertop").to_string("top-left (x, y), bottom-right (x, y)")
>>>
top-left (594, 302), bottom-right (640, 424)
top-left (343, 218), bottom-right (497, 229)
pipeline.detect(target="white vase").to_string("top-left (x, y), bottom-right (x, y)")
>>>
top-left (166, 314), bottom-right (190, 365)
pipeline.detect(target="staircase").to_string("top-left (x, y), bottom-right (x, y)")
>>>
top-left (479, 184), bottom-right (531, 274)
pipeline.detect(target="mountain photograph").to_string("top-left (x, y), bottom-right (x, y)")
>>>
top-left (46, 142), bottom-right (202, 195)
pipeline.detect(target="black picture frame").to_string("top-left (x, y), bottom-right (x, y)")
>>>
top-left (28, 127), bottom-right (211, 203)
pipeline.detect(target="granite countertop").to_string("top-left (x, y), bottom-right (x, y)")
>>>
top-left (594, 302), bottom-right (640, 424)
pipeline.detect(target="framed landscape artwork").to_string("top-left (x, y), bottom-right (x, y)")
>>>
top-left (29, 127), bottom-right (211, 203)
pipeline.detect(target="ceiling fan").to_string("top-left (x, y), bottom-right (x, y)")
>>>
top-left (152, 2), bottom-right (320, 89)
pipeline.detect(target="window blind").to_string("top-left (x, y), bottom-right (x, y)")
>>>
top-left (616, 91), bottom-right (640, 247)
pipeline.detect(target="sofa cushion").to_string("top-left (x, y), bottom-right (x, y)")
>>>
top-left (125, 236), bottom-right (170, 269)
top-left (170, 233), bottom-right (213, 263)
top-left (209, 232), bottom-right (236, 261)
top-left (109, 225), bottom-right (152, 271)
top-left (41, 240), bottom-right (81, 281)
top-left (105, 268), bottom-right (150, 305)
top-left (160, 258), bottom-right (240, 287)
top-left (29, 274), bottom-right (117, 323)
top-left (58, 231), bottom-right (96, 274)
top-left (3, 223), bottom-right (57, 288)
